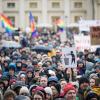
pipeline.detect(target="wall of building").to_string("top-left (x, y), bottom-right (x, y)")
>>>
top-left (0, 0), bottom-right (100, 29)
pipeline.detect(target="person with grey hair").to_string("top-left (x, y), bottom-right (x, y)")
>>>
top-left (15, 95), bottom-right (31, 100)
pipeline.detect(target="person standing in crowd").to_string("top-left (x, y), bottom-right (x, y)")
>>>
top-left (50, 83), bottom-right (61, 99)
top-left (3, 89), bottom-right (16, 100)
top-left (64, 83), bottom-right (77, 100)
top-left (32, 91), bottom-right (46, 100)
top-left (77, 76), bottom-right (90, 100)
top-left (8, 63), bottom-right (17, 81)
top-left (60, 79), bottom-right (67, 96)
top-left (44, 87), bottom-right (53, 100)
top-left (39, 76), bottom-right (48, 87)
top-left (77, 60), bottom-right (86, 75)
top-left (85, 92), bottom-right (99, 100)
top-left (26, 68), bottom-right (34, 87)
top-left (89, 78), bottom-right (96, 87)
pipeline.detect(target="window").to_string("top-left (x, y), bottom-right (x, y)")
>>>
top-left (7, 3), bottom-right (15, 8)
top-left (74, 16), bottom-right (80, 22)
top-left (74, 2), bottom-right (82, 8)
top-left (29, 2), bottom-right (38, 8)
top-left (8, 16), bottom-right (15, 26)
top-left (52, 2), bottom-right (60, 8)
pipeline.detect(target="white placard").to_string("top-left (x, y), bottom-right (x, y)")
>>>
top-left (79, 20), bottom-right (100, 32)
top-left (74, 35), bottom-right (91, 52)
top-left (61, 47), bottom-right (77, 68)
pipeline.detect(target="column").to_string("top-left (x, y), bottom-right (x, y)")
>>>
top-left (19, 0), bottom-right (25, 29)
top-left (60, 0), bottom-right (69, 43)
top-left (64, 0), bottom-right (70, 25)
top-left (42, 0), bottom-right (48, 25)
top-left (94, 0), bottom-right (98, 19)
top-left (0, 0), bottom-right (3, 32)
top-left (86, 0), bottom-right (94, 19)
top-left (0, 0), bottom-right (3, 13)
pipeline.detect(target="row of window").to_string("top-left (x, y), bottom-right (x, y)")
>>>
top-left (8, 15), bottom-right (81, 27)
top-left (7, 2), bottom-right (83, 9)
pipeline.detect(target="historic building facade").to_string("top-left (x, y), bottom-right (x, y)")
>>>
top-left (0, 0), bottom-right (100, 29)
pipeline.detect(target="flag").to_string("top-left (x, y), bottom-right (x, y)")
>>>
top-left (29, 12), bottom-right (38, 38)
top-left (0, 14), bottom-right (15, 35)
top-left (55, 18), bottom-right (65, 32)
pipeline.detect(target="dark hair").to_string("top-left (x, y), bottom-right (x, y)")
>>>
top-left (85, 92), bottom-right (99, 100)
top-left (79, 76), bottom-right (89, 86)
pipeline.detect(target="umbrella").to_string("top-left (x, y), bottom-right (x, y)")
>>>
top-left (31, 45), bottom-right (52, 53)
top-left (1, 40), bottom-right (21, 48)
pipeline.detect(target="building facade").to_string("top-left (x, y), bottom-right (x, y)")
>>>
top-left (0, 0), bottom-right (100, 29)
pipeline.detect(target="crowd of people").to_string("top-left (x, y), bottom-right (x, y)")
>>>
top-left (0, 30), bottom-right (100, 100)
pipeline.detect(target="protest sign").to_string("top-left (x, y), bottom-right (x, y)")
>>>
top-left (61, 47), bottom-right (77, 68)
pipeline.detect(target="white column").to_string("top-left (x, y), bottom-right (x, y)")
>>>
top-left (94, 0), bottom-right (98, 19)
top-left (0, 0), bottom-right (3, 32)
top-left (86, 0), bottom-right (93, 19)
top-left (19, 0), bottom-right (25, 29)
top-left (0, 0), bottom-right (3, 13)
top-left (42, 0), bottom-right (47, 25)
top-left (64, 0), bottom-right (70, 25)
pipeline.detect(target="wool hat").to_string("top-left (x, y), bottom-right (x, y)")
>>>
top-left (48, 70), bottom-right (56, 76)
top-left (20, 73), bottom-right (26, 78)
top-left (44, 87), bottom-right (53, 95)
top-left (79, 76), bottom-right (89, 86)
top-left (9, 62), bottom-right (16, 71)
top-left (29, 84), bottom-right (38, 95)
top-left (64, 83), bottom-right (76, 95)
top-left (15, 95), bottom-right (30, 100)
top-left (19, 86), bottom-right (29, 95)
top-left (48, 76), bottom-right (58, 83)
top-left (35, 86), bottom-right (44, 92)
top-left (26, 68), bottom-right (33, 73)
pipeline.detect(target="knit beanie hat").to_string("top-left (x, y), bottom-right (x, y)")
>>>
top-left (15, 95), bottom-right (30, 100)
top-left (44, 87), bottom-right (53, 95)
top-left (35, 86), bottom-right (44, 91)
top-left (79, 76), bottom-right (89, 86)
top-left (9, 62), bottom-right (16, 71)
top-left (19, 86), bottom-right (30, 96)
top-left (64, 83), bottom-right (76, 95)
top-left (48, 76), bottom-right (58, 84)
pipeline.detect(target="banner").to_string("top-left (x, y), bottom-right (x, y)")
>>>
top-left (74, 35), bottom-right (91, 51)
top-left (90, 26), bottom-right (100, 45)
top-left (61, 47), bottom-right (77, 68)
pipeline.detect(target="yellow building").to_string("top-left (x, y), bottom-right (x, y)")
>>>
top-left (0, 0), bottom-right (100, 29)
